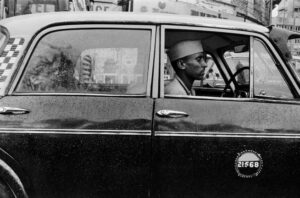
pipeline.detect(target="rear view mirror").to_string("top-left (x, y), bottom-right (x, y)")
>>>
top-left (234, 44), bottom-right (248, 53)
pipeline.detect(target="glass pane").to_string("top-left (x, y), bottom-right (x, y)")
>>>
top-left (288, 38), bottom-right (300, 84)
top-left (223, 50), bottom-right (250, 86)
top-left (0, 32), bottom-right (7, 53)
top-left (253, 39), bottom-right (293, 99)
top-left (16, 28), bottom-right (151, 95)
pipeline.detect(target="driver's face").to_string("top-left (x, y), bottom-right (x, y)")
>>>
top-left (182, 52), bottom-right (207, 80)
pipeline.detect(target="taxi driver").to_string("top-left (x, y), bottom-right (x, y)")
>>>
top-left (165, 40), bottom-right (207, 96)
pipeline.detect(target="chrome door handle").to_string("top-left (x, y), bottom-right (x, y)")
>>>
top-left (0, 107), bottom-right (30, 115)
top-left (156, 110), bottom-right (189, 118)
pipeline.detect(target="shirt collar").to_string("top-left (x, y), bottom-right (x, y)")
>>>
top-left (175, 75), bottom-right (195, 96)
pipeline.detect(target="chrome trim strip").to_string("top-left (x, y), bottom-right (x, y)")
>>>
top-left (0, 128), bottom-right (151, 135)
top-left (249, 36), bottom-right (254, 98)
top-left (162, 94), bottom-right (300, 104)
top-left (156, 131), bottom-right (300, 139)
top-left (12, 92), bottom-right (147, 97)
top-left (160, 25), bottom-right (165, 97)
top-left (147, 25), bottom-right (156, 97)
top-left (152, 26), bottom-right (160, 98)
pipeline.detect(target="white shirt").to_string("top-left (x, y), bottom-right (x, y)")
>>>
top-left (165, 75), bottom-right (195, 96)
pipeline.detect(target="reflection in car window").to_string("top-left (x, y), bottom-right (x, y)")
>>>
top-left (289, 57), bottom-right (300, 81)
top-left (16, 29), bottom-right (151, 95)
top-left (253, 39), bottom-right (293, 99)
top-left (223, 51), bottom-right (249, 86)
top-left (0, 32), bottom-right (7, 53)
top-left (289, 37), bottom-right (300, 82)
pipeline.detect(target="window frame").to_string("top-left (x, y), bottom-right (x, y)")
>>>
top-left (0, 26), bottom-right (9, 54)
top-left (10, 24), bottom-right (156, 97)
top-left (160, 25), bottom-right (300, 102)
top-left (252, 37), bottom-right (295, 99)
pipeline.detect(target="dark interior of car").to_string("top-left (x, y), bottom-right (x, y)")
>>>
top-left (164, 29), bottom-right (250, 98)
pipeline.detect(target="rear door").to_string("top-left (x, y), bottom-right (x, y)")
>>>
top-left (153, 25), bottom-right (300, 198)
top-left (0, 24), bottom-right (155, 198)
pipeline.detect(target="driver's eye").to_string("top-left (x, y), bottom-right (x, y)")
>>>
top-left (197, 54), bottom-right (207, 62)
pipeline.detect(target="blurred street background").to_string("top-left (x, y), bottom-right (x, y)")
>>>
top-left (2, 0), bottom-right (300, 60)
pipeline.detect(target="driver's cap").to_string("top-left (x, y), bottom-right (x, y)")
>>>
top-left (168, 40), bottom-right (203, 61)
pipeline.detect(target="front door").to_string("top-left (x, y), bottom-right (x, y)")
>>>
top-left (153, 26), bottom-right (300, 197)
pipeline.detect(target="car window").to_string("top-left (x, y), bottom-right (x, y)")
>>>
top-left (287, 38), bottom-right (300, 83)
top-left (253, 39), bottom-right (293, 99)
top-left (16, 28), bottom-right (151, 95)
top-left (0, 31), bottom-right (7, 52)
top-left (164, 28), bottom-right (249, 98)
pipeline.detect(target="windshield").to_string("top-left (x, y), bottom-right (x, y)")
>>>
top-left (287, 38), bottom-right (300, 82)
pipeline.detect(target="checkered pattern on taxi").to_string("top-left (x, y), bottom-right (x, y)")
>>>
top-left (0, 38), bottom-right (24, 94)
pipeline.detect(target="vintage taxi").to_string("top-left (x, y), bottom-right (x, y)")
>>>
top-left (0, 11), bottom-right (300, 198)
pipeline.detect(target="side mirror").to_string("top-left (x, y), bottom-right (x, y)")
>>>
top-left (269, 26), bottom-right (300, 61)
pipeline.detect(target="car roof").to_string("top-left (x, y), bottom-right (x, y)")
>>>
top-left (0, 12), bottom-right (269, 37)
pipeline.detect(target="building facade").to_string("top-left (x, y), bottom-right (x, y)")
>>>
top-left (0, 0), bottom-right (272, 26)
top-left (272, 0), bottom-right (300, 57)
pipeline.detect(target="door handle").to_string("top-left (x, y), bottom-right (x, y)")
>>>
top-left (156, 110), bottom-right (189, 118)
top-left (0, 107), bottom-right (30, 115)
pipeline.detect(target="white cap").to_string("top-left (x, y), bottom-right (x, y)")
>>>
top-left (167, 40), bottom-right (203, 61)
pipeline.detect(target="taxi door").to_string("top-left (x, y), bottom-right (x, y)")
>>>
top-left (0, 25), bottom-right (155, 198)
top-left (152, 26), bottom-right (300, 198)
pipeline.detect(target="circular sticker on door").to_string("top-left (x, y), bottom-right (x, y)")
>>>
top-left (235, 150), bottom-right (263, 178)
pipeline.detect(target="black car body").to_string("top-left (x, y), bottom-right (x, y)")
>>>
top-left (0, 12), bottom-right (300, 198)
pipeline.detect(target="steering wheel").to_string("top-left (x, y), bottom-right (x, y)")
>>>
top-left (221, 66), bottom-right (250, 97)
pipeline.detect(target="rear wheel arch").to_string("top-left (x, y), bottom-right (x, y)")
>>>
top-left (0, 148), bottom-right (30, 198)
top-left (0, 159), bottom-right (28, 198)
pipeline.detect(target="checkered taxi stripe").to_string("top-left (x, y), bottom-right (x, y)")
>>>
top-left (0, 38), bottom-right (24, 94)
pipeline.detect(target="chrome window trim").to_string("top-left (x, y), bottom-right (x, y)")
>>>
top-left (249, 36), bottom-right (254, 98)
top-left (0, 25), bottom-right (9, 53)
top-left (10, 92), bottom-right (149, 97)
top-left (155, 131), bottom-right (300, 138)
top-left (160, 25), bottom-right (165, 98)
top-left (151, 26), bottom-right (160, 98)
top-left (158, 94), bottom-right (300, 105)
top-left (0, 128), bottom-right (151, 135)
top-left (9, 24), bottom-right (156, 97)
top-left (160, 25), bottom-right (300, 100)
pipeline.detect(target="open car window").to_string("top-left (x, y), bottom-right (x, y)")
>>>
top-left (164, 28), bottom-right (249, 98)
top-left (195, 54), bottom-right (225, 89)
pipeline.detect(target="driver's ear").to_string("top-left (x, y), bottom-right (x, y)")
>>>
top-left (177, 59), bottom-right (186, 70)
